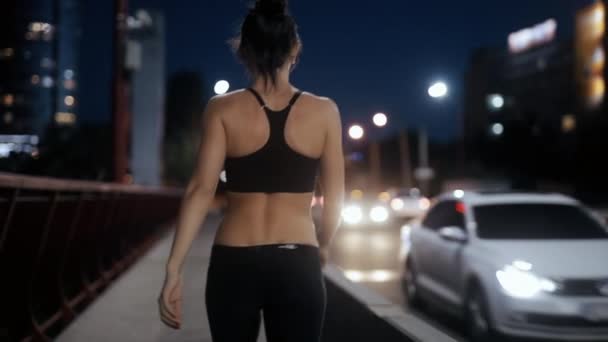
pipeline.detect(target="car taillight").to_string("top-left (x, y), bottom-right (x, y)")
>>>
top-left (456, 202), bottom-right (466, 214)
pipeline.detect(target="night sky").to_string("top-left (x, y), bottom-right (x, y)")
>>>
top-left (80, 0), bottom-right (595, 142)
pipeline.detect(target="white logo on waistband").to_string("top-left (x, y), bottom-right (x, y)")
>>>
top-left (278, 244), bottom-right (297, 249)
top-left (599, 281), bottom-right (608, 296)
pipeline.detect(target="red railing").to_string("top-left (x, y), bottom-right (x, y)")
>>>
top-left (0, 172), bottom-right (183, 341)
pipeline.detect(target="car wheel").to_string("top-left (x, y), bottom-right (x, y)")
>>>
top-left (465, 283), bottom-right (499, 342)
top-left (403, 260), bottom-right (424, 309)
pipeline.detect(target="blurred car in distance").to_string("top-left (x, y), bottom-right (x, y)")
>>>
top-left (338, 189), bottom-right (393, 229)
top-left (386, 187), bottom-right (430, 219)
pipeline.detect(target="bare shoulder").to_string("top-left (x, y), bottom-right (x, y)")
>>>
top-left (204, 89), bottom-right (253, 117)
top-left (299, 91), bottom-right (341, 121)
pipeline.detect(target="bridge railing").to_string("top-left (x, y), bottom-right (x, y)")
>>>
top-left (0, 173), bottom-right (183, 342)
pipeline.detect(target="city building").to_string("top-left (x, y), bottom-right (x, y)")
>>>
top-left (0, 0), bottom-right (81, 159)
top-left (463, 1), bottom-right (608, 202)
top-left (126, 9), bottom-right (166, 186)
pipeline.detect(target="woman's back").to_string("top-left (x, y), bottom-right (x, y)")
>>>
top-left (160, 2), bottom-right (344, 338)
top-left (213, 87), bottom-right (336, 247)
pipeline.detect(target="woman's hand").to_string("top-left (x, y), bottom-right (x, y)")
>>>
top-left (319, 246), bottom-right (330, 268)
top-left (158, 271), bottom-right (183, 329)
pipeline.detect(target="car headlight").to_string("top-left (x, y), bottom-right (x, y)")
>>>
top-left (496, 263), bottom-right (558, 298)
top-left (370, 206), bottom-right (389, 223)
top-left (390, 198), bottom-right (404, 210)
top-left (342, 205), bottom-right (363, 225)
top-left (418, 198), bottom-right (430, 210)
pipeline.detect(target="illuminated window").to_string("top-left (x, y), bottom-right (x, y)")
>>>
top-left (27, 22), bottom-right (54, 41)
top-left (64, 69), bottom-right (74, 79)
top-left (562, 115), bottom-right (576, 133)
top-left (41, 23), bottom-right (52, 34)
top-left (509, 19), bottom-right (557, 54)
top-left (41, 57), bottom-right (54, 69)
top-left (64, 96), bottom-right (75, 106)
top-left (31, 74), bottom-right (40, 85)
top-left (42, 31), bottom-right (53, 41)
top-left (3, 112), bottom-right (13, 124)
top-left (63, 79), bottom-right (76, 90)
top-left (590, 6), bottom-right (606, 39)
top-left (28, 22), bottom-right (53, 33)
top-left (2, 94), bottom-right (14, 106)
top-left (55, 112), bottom-right (76, 125)
top-left (42, 76), bottom-right (54, 88)
top-left (30, 22), bottom-right (42, 32)
top-left (590, 75), bottom-right (606, 107)
top-left (0, 48), bottom-right (14, 59)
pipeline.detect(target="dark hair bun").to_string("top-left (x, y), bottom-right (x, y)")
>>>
top-left (236, 0), bottom-right (299, 87)
top-left (254, 0), bottom-right (287, 17)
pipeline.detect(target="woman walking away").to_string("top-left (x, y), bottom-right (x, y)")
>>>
top-left (157, 0), bottom-right (345, 341)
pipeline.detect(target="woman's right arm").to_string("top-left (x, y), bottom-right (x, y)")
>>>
top-left (318, 99), bottom-right (345, 251)
top-left (165, 97), bottom-right (227, 274)
top-left (158, 96), bottom-right (227, 329)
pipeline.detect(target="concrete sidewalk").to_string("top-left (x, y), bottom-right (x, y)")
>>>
top-left (56, 212), bottom-right (457, 342)
top-left (57, 214), bottom-right (267, 342)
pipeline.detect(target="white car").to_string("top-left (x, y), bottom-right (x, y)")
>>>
top-left (402, 191), bottom-right (608, 341)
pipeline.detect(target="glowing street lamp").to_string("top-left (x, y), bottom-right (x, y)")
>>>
top-left (372, 112), bottom-right (387, 127)
top-left (428, 81), bottom-right (448, 98)
top-left (348, 115), bottom-right (387, 191)
top-left (491, 123), bottom-right (504, 136)
top-left (418, 80), bottom-right (450, 196)
top-left (488, 94), bottom-right (505, 111)
top-left (214, 80), bottom-right (230, 95)
top-left (348, 124), bottom-right (365, 140)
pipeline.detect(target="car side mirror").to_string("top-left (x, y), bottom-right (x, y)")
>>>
top-left (438, 226), bottom-right (468, 243)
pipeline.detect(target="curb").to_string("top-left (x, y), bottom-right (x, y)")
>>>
top-left (323, 264), bottom-right (459, 342)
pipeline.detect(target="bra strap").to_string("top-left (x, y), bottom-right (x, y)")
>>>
top-left (287, 90), bottom-right (303, 109)
top-left (247, 88), bottom-right (303, 110)
top-left (247, 87), bottom-right (267, 108)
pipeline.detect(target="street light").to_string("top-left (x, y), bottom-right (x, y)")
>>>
top-left (416, 80), bottom-right (450, 196)
top-left (487, 94), bottom-right (505, 111)
top-left (491, 122), bottom-right (504, 136)
top-left (214, 80), bottom-right (230, 95)
top-left (348, 124), bottom-right (365, 140)
top-left (347, 119), bottom-right (386, 192)
top-left (428, 81), bottom-right (448, 98)
top-left (373, 113), bottom-right (387, 127)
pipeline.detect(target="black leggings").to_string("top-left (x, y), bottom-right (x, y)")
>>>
top-left (205, 243), bottom-right (327, 342)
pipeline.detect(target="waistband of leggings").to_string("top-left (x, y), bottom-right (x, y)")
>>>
top-left (211, 242), bottom-right (319, 251)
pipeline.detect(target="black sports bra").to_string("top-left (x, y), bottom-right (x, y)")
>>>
top-left (223, 88), bottom-right (320, 193)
